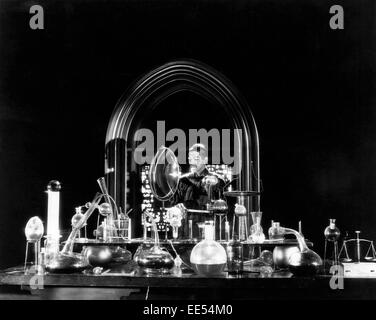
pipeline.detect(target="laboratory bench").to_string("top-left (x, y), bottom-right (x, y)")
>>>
top-left (1, 265), bottom-right (376, 300)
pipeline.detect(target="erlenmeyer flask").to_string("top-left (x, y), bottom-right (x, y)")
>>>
top-left (249, 212), bottom-right (265, 243)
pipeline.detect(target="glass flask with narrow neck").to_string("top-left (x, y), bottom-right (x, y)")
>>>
top-left (190, 222), bottom-right (227, 276)
top-left (324, 219), bottom-right (340, 242)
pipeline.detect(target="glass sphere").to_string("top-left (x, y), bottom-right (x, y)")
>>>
top-left (71, 213), bottom-right (85, 228)
top-left (83, 246), bottom-right (113, 267)
top-left (212, 199), bottom-right (228, 215)
top-left (288, 250), bottom-right (323, 276)
top-left (234, 204), bottom-right (247, 216)
top-left (98, 203), bottom-right (112, 216)
top-left (273, 245), bottom-right (300, 269)
top-left (259, 250), bottom-right (274, 265)
top-left (25, 216), bottom-right (44, 242)
top-left (47, 180), bottom-right (61, 192)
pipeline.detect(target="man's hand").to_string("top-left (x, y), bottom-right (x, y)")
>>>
top-left (175, 203), bottom-right (187, 214)
top-left (203, 175), bottom-right (219, 186)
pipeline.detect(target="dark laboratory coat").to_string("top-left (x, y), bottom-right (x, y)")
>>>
top-left (170, 168), bottom-right (225, 239)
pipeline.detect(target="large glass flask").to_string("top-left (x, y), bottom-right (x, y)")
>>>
top-left (283, 226), bottom-right (323, 276)
top-left (190, 221), bottom-right (227, 276)
top-left (136, 212), bottom-right (174, 274)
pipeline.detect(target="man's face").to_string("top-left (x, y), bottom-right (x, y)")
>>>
top-left (188, 151), bottom-right (207, 173)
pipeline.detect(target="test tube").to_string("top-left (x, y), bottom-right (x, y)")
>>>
top-left (225, 221), bottom-right (230, 242)
top-left (142, 214), bottom-right (147, 240)
top-left (189, 220), bottom-right (193, 240)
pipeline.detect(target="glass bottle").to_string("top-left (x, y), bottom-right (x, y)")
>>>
top-left (268, 222), bottom-right (284, 240)
top-left (190, 221), bottom-right (227, 276)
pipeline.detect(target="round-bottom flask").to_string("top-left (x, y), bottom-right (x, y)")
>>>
top-left (190, 222), bottom-right (227, 276)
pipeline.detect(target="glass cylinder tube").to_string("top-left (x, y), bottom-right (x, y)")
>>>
top-left (226, 239), bottom-right (243, 274)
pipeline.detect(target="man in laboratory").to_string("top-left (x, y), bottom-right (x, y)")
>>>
top-left (167, 143), bottom-right (225, 239)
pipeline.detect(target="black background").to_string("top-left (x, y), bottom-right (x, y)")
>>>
top-left (0, 0), bottom-right (375, 269)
